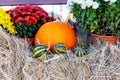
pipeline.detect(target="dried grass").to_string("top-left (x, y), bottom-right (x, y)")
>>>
top-left (0, 29), bottom-right (120, 80)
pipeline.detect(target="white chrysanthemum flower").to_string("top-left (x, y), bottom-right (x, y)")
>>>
top-left (67, 0), bottom-right (80, 4)
top-left (86, 0), bottom-right (94, 7)
top-left (79, 0), bottom-right (86, 4)
top-left (104, 0), bottom-right (110, 2)
top-left (92, 1), bottom-right (99, 9)
top-left (66, 0), bottom-right (74, 10)
top-left (81, 5), bottom-right (87, 9)
top-left (67, 0), bottom-right (80, 9)
top-left (73, 0), bottom-right (82, 4)
top-left (67, 0), bottom-right (73, 6)
top-left (81, 1), bottom-right (87, 9)
top-left (110, 0), bottom-right (117, 3)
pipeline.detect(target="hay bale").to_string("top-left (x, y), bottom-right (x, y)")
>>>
top-left (0, 29), bottom-right (120, 80)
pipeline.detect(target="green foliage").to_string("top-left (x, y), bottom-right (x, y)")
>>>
top-left (69, 0), bottom-right (120, 36)
top-left (13, 21), bottom-right (43, 38)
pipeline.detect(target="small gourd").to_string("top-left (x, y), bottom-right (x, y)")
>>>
top-left (53, 43), bottom-right (67, 54)
top-left (33, 44), bottom-right (49, 59)
top-left (73, 45), bottom-right (87, 57)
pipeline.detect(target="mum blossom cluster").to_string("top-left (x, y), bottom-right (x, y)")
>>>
top-left (7, 5), bottom-right (54, 26)
top-left (67, 0), bottom-right (99, 9)
top-left (67, 0), bottom-right (117, 10)
top-left (6, 5), bottom-right (54, 38)
top-left (104, 0), bottom-right (117, 3)
top-left (0, 8), bottom-right (17, 34)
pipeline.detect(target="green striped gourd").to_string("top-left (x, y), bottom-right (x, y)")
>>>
top-left (53, 43), bottom-right (67, 54)
top-left (33, 44), bottom-right (49, 59)
top-left (73, 45), bottom-right (87, 57)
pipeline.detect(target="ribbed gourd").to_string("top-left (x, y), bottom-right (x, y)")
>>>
top-left (33, 44), bottom-right (49, 59)
top-left (73, 45), bottom-right (87, 57)
top-left (53, 43), bottom-right (67, 54)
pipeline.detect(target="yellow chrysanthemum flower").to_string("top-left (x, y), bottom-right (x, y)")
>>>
top-left (0, 8), bottom-right (17, 34)
top-left (7, 26), bottom-right (17, 34)
top-left (0, 8), bottom-right (4, 12)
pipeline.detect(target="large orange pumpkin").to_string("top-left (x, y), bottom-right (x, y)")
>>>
top-left (34, 22), bottom-right (76, 50)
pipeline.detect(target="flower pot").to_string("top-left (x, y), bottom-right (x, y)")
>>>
top-left (91, 34), bottom-right (117, 46)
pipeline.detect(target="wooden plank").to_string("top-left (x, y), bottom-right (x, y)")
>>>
top-left (0, 0), bottom-right (67, 6)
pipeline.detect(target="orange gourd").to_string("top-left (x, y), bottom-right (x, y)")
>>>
top-left (34, 22), bottom-right (76, 50)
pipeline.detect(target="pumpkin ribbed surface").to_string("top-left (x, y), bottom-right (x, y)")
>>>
top-left (34, 22), bottom-right (76, 50)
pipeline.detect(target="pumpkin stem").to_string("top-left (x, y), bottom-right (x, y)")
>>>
top-left (47, 42), bottom-right (51, 50)
top-left (36, 38), bottom-right (40, 44)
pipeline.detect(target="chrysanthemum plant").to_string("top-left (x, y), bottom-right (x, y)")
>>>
top-left (6, 4), bottom-right (54, 38)
top-left (0, 8), bottom-right (17, 34)
top-left (67, 0), bottom-right (120, 36)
